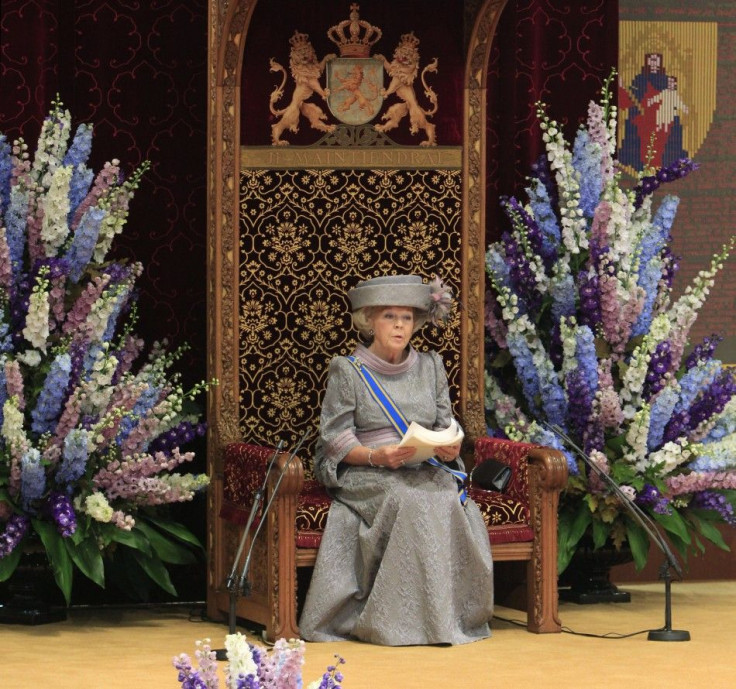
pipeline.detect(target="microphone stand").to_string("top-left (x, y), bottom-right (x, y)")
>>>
top-left (543, 422), bottom-right (690, 642)
top-left (214, 431), bottom-right (310, 660)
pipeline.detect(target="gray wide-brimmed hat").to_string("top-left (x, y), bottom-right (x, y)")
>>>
top-left (348, 275), bottom-right (430, 312)
top-left (347, 274), bottom-right (453, 332)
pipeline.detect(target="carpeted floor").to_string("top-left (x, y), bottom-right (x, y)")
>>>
top-left (3, 580), bottom-right (734, 688)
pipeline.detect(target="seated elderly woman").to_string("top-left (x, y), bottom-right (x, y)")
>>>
top-left (299, 275), bottom-right (494, 646)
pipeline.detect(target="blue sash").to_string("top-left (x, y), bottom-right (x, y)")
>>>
top-left (346, 355), bottom-right (468, 504)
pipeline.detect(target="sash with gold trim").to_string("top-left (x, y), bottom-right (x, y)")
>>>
top-left (346, 356), bottom-right (468, 504)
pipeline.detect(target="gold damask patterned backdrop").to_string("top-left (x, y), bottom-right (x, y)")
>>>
top-left (238, 162), bottom-right (462, 466)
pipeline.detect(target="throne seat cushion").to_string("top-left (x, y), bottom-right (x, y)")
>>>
top-left (221, 443), bottom-right (534, 550)
top-left (293, 480), bottom-right (533, 550)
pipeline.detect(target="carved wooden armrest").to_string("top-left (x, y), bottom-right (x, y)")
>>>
top-left (221, 443), bottom-right (304, 524)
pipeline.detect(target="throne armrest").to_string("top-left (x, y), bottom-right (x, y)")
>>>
top-left (473, 436), bottom-right (567, 504)
top-left (221, 443), bottom-right (304, 525)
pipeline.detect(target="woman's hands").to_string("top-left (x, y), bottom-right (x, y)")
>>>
top-left (372, 445), bottom-right (416, 470)
top-left (434, 443), bottom-right (461, 464)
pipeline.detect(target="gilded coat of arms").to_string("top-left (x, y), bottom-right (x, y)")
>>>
top-left (268, 4), bottom-right (439, 146)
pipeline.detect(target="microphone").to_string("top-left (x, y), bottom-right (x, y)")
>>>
top-left (542, 422), bottom-right (690, 642)
top-left (237, 428), bottom-right (311, 594)
top-left (215, 439), bottom-right (285, 660)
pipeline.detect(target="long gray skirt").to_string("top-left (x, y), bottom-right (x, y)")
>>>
top-left (298, 463), bottom-right (494, 646)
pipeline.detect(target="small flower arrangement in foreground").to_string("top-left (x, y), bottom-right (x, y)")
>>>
top-left (173, 634), bottom-right (345, 689)
top-left (484, 72), bottom-right (736, 573)
top-left (0, 99), bottom-right (211, 602)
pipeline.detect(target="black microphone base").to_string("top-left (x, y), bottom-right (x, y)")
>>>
top-left (648, 628), bottom-right (690, 642)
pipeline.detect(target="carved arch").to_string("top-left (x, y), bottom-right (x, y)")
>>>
top-left (207, 0), bottom-right (508, 452)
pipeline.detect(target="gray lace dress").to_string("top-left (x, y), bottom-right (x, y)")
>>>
top-left (298, 344), bottom-right (494, 646)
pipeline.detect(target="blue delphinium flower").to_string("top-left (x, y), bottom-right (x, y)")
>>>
top-left (673, 360), bottom-right (721, 416)
top-left (575, 325), bottom-right (598, 394)
top-left (116, 382), bottom-right (162, 445)
top-left (572, 127), bottom-right (603, 218)
top-left (20, 448), bottom-right (46, 512)
top-left (485, 245), bottom-right (515, 299)
top-left (0, 357), bottom-right (6, 432)
top-left (0, 134), bottom-right (12, 217)
top-left (550, 269), bottom-right (576, 324)
top-left (5, 185), bottom-right (29, 276)
top-left (631, 257), bottom-right (663, 337)
top-left (66, 206), bottom-right (106, 283)
top-left (527, 177), bottom-right (561, 252)
top-left (63, 122), bottom-right (93, 167)
top-left (506, 331), bottom-right (542, 417)
top-left (31, 352), bottom-right (72, 435)
top-left (648, 386), bottom-right (678, 451)
top-left (57, 428), bottom-right (90, 486)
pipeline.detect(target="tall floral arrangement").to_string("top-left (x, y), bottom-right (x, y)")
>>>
top-left (0, 100), bottom-right (210, 603)
top-left (484, 74), bottom-right (736, 573)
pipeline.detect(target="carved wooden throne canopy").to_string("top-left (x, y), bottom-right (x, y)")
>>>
top-left (208, 0), bottom-right (506, 448)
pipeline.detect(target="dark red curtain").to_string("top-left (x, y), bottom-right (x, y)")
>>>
top-left (1, 0), bottom-right (208, 604)
top-left (0, 0), bottom-right (208, 390)
top-left (486, 0), bottom-right (619, 242)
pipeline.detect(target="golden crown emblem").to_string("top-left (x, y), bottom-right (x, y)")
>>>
top-left (289, 31), bottom-right (311, 49)
top-left (327, 3), bottom-right (382, 58)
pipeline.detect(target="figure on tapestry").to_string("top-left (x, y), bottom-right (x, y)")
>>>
top-left (618, 52), bottom-right (688, 170)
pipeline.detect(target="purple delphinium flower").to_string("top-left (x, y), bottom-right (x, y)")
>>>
top-left (0, 513), bottom-right (31, 558)
top-left (501, 230), bottom-right (541, 312)
top-left (685, 334), bottom-right (723, 370)
top-left (691, 491), bottom-right (736, 525)
top-left (148, 421), bottom-right (207, 454)
top-left (565, 368), bottom-right (594, 444)
top-left (31, 352), bottom-right (72, 435)
top-left (635, 483), bottom-right (671, 515)
top-left (576, 270), bottom-right (602, 329)
top-left (503, 195), bottom-right (556, 269)
top-left (633, 158), bottom-right (699, 208)
top-left (686, 372), bottom-right (736, 432)
top-left (48, 490), bottom-right (77, 537)
top-left (643, 341), bottom-right (673, 400)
